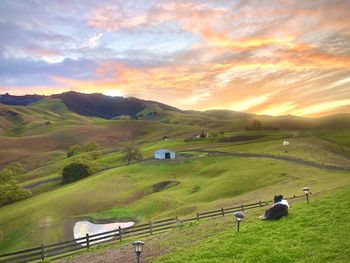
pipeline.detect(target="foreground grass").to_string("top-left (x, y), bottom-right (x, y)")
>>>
top-left (153, 187), bottom-right (350, 263)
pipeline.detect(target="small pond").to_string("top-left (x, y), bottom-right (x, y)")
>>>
top-left (74, 220), bottom-right (134, 245)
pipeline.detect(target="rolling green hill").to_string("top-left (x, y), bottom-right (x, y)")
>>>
top-left (0, 94), bottom-right (349, 256)
top-left (0, 154), bottom-right (349, 253)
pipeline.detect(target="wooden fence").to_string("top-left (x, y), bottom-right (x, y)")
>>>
top-left (0, 194), bottom-right (305, 263)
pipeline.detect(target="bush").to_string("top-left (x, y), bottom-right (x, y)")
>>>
top-left (0, 181), bottom-right (31, 206)
top-left (0, 162), bottom-right (31, 206)
top-left (66, 142), bottom-right (100, 158)
top-left (62, 161), bottom-right (96, 184)
top-left (67, 144), bottom-right (83, 158)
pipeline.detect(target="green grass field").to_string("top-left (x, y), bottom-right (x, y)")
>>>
top-left (212, 137), bottom-right (350, 168)
top-left (0, 155), bottom-right (349, 253)
top-left (152, 187), bottom-right (350, 263)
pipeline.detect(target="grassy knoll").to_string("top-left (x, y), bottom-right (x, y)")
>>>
top-left (153, 186), bottom-right (350, 263)
top-left (212, 137), bottom-right (350, 168)
top-left (0, 156), bottom-right (349, 253)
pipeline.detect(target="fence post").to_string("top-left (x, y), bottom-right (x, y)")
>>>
top-left (40, 244), bottom-right (45, 261)
top-left (241, 204), bottom-right (244, 211)
top-left (259, 201), bottom-right (262, 207)
top-left (176, 216), bottom-right (182, 224)
top-left (221, 207), bottom-right (225, 216)
top-left (293, 194), bottom-right (296, 198)
top-left (196, 212), bottom-right (200, 221)
top-left (86, 233), bottom-right (90, 249)
top-left (118, 226), bottom-right (122, 242)
top-left (149, 221), bottom-right (153, 235)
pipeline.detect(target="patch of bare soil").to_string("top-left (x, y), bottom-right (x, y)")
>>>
top-left (152, 181), bottom-right (180, 192)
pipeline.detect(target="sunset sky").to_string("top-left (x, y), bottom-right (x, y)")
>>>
top-left (0, 0), bottom-right (350, 117)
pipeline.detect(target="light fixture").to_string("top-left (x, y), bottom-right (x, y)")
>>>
top-left (234, 211), bottom-right (245, 232)
top-left (303, 187), bottom-right (310, 204)
top-left (133, 241), bottom-right (145, 263)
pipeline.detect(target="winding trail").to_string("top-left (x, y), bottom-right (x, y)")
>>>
top-left (25, 150), bottom-right (350, 190)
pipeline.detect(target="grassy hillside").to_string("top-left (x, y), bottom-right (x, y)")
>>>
top-left (0, 99), bottom-right (202, 170)
top-left (153, 187), bottom-right (350, 263)
top-left (0, 154), bottom-right (349, 253)
top-left (212, 136), bottom-right (350, 168)
top-left (0, 97), bottom-right (349, 256)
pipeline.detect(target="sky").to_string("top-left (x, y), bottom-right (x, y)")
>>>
top-left (0, 0), bottom-right (350, 117)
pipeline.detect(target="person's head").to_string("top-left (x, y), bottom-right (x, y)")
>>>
top-left (274, 195), bottom-right (284, 203)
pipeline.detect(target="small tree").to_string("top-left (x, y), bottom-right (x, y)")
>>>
top-left (0, 162), bottom-right (31, 206)
top-left (122, 144), bottom-right (143, 165)
top-left (83, 141), bottom-right (99, 152)
top-left (67, 142), bottom-right (100, 158)
top-left (251, 119), bottom-right (262, 130)
top-left (62, 161), bottom-right (94, 184)
top-left (67, 144), bottom-right (83, 158)
top-left (0, 181), bottom-right (31, 205)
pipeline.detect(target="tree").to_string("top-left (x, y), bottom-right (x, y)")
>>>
top-left (62, 161), bottom-right (94, 184)
top-left (122, 144), bottom-right (143, 165)
top-left (5, 162), bottom-right (25, 175)
top-left (0, 181), bottom-right (31, 205)
top-left (0, 169), bottom-right (15, 184)
top-left (67, 144), bottom-right (83, 158)
top-left (251, 119), bottom-right (262, 130)
top-left (0, 162), bottom-right (31, 206)
top-left (83, 141), bottom-right (99, 152)
top-left (67, 142), bottom-right (100, 158)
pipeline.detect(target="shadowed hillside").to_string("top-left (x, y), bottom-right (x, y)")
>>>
top-left (1, 92), bottom-right (180, 119)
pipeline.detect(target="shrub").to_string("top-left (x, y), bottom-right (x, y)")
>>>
top-left (83, 141), bottom-right (99, 152)
top-left (66, 142), bottom-right (100, 158)
top-left (62, 161), bottom-right (96, 184)
top-left (0, 162), bottom-right (31, 206)
top-left (67, 144), bottom-right (83, 158)
top-left (0, 181), bottom-right (31, 206)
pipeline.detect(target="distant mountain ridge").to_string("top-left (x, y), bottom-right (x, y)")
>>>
top-left (0, 92), bottom-right (180, 119)
top-left (0, 93), bottom-right (45, 105)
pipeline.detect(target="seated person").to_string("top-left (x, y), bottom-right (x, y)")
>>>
top-left (261, 195), bottom-right (289, 220)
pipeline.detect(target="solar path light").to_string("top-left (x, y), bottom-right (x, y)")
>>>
top-left (133, 241), bottom-right (145, 263)
top-left (234, 211), bottom-right (245, 232)
top-left (303, 187), bottom-right (310, 204)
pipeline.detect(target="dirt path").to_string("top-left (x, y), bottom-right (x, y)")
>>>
top-left (25, 177), bottom-right (61, 189)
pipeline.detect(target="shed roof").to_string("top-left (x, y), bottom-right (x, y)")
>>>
top-left (155, 149), bottom-right (174, 154)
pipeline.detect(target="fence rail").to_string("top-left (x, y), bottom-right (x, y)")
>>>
top-left (0, 194), bottom-right (305, 263)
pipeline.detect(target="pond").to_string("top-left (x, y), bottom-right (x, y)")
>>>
top-left (74, 220), bottom-right (134, 245)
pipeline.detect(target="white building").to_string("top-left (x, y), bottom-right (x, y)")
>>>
top-left (283, 140), bottom-right (290, 146)
top-left (154, 149), bottom-right (176, 160)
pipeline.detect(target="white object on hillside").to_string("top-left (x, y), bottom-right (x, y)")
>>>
top-left (154, 149), bottom-right (176, 160)
top-left (74, 221), bottom-right (134, 246)
top-left (283, 140), bottom-right (290, 146)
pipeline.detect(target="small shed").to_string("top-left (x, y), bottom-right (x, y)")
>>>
top-left (154, 149), bottom-right (176, 160)
top-left (282, 140), bottom-right (290, 146)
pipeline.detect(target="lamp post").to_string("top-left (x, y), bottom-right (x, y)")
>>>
top-left (303, 187), bottom-right (310, 204)
top-left (234, 211), bottom-right (245, 232)
top-left (133, 241), bottom-right (145, 263)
